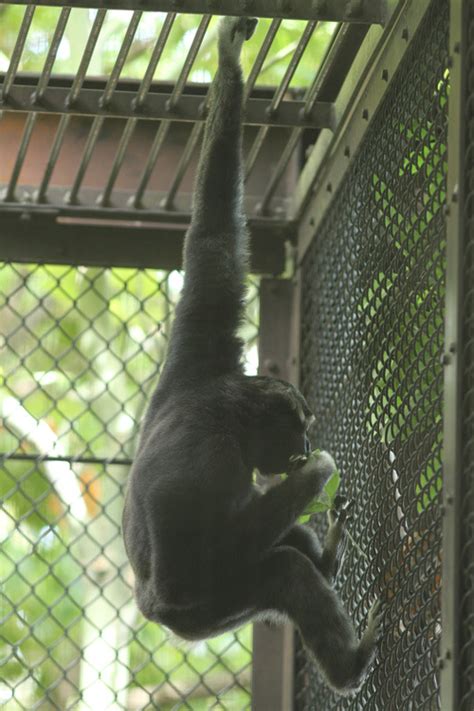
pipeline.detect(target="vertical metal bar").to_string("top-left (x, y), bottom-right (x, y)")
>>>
top-left (100, 13), bottom-right (176, 206)
top-left (33, 7), bottom-right (71, 103)
top-left (258, 25), bottom-right (345, 213)
top-left (245, 21), bottom-right (316, 184)
top-left (35, 115), bottom-right (70, 203)
top-left (245, 126), bottom-right (270, 180)
top-left (68, 10), bottom-right (144, 204)
top-left (66, 116), bottom-right (105, 204)
top-left (133, 12), bottom-right (176, 110)
top-left (36, 10), bottom-right (107, 203)
top-left (67, 9), bottom-right (107, 107)
top-left (440, 0), bottom-right (468, 708)
top-left (99, 119), bottom-right (137, 206)
top-left (100, 10), bottom-right (142, 107)
top-left (267, 21), bottom-right (317, 116)
top-left (166, 15), bottom-right (211, 111)
top-left (161, 122), bottom-right (203, 210)
top-left (303, 23), bottom-right (346, 117)
top-left (135, 15), bottom-right (211, 208)
top-left (257, 128), bottom-right (301, 214)
top-left (252, 278), bottom-right (296, 711)
top-left (2, 113), bottom-right (37, 202)
top-left (242, 20), bottom-right (282, 180)
top-left (0, 5), bottom-right (35, 103)
top-left (131, 120), bottom-right (170, 208)
top-left (244, 19), bottom-right (282, 103)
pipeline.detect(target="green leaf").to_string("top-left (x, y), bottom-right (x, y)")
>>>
top-left (323, 471), bottom-right (341, 503)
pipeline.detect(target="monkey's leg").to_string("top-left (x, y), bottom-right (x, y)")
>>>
top-left (280, 499), bottom-right (353, 584)
top-left (279, 524), bottom-right (324, 568)
top-left (257, 546), bottom-right (381, 694)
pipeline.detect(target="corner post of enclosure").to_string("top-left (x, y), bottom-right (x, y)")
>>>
top-left (440, 0), bottom-right (469, 708)
top-left (252, 277), bottom-right (298, 711)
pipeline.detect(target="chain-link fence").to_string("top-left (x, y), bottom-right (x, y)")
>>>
top-left (296, 0), bottom-right (448, 708)
top-left (459, 2), bottom-right (474, 708)
top-left (0, 263), bottom-right (260, 710)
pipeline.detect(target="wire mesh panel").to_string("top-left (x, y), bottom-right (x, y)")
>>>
top-left (0, 263), bottom-right (260, 710)
top-left (459, 2), bottom-right (474, 708)
top-left (296, 0), bottom-right (448, 708)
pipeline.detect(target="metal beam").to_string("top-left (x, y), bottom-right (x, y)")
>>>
top-left (292, 0), bottom-right (431, 262)
top-left (0, 0), bottom-right (389, 24)
top-left (252, 278), bottom-right (297, 711)
top-left (0, 211), bottom-right (294, 274)
top-left (0, 82), bottom-right (333, 131)
top-left (0, 111), bottom-right (299, 215)
top-left (440, 1), bottom-right (469, 708)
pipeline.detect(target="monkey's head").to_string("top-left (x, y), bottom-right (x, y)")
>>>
top-left (253, 380), bottom-right (315, 476)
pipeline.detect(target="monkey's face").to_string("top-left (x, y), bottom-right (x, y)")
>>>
top-left (255, 384), bottom-right (315, 475)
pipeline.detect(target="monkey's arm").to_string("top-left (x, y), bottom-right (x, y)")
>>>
top-left (232, 452), bottom-right (335, 555)
top-left (160, 18), bottom-right (258, 382)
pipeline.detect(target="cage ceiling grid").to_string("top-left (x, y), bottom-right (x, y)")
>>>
top-left (0, 0), bottom-right (400, 273)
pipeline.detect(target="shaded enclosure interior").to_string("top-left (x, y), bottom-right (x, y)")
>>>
top-left (1, 0), bottom-right (473, 710)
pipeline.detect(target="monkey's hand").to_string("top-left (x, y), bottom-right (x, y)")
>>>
top-left (288, 450), bottom-right (336, 495)
top-left (218, 17), bottom-right (258, 62)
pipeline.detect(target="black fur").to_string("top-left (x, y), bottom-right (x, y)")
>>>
top-left (122, 17), bottom-right (380, 694)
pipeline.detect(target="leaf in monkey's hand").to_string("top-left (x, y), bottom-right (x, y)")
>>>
top-left (298, 470), bottom-right (341, 523)
top-left (324, 470), bottom-right (341, 504)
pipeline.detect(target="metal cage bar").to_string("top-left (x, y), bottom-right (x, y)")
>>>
top-left (258, 22), bottom-right (352, 213)
top-left (0, 4), bottom-right (35, 103)
top-left (441, 1), bottom-right (474, 709)
top-left (67, 8), bottom-right (107, 106)
top-left (33, 6), bottom-right (71, 103)
top-left (0, 0), bottom-right (390, 24)
top-left (245, 20), bottom-right (318, 183)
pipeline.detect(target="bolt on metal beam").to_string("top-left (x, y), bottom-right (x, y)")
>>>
top-left (0, 0), bottom-right (388, 24)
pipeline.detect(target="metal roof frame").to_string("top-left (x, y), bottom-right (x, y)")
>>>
top-left (0, 1), bottom-right (401, 274)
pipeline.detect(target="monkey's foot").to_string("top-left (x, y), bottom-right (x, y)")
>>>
top-left (328, 496), bottom-right (355, 527)
top-left (361, 599), bottom-right (383, 649)
top-left (321, 497), bottom-right (353, 583)
top-left (218, 17), bottom-right (258, 61)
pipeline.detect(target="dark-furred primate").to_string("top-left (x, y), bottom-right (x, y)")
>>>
top-left (122, 16), bottom-right (380, 694)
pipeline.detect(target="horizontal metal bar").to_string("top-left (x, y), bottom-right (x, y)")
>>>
top-left (0, 452), bottom-right (133, 466)
top-left (0, 211), bottom-right (294, 274)
top-left (2, 84), bottom-right (334, 130)
top-left (0, 185), bottom-right (288, 219)
top-left (0, 0), bottom-right (389, 24)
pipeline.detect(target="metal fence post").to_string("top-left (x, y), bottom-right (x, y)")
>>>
top-left (252, 277), bottom-right (298, 711)
top-left (440, 1), bottom-right (469, 709)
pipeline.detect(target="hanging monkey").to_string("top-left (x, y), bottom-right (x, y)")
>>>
top-left (122, 16), bottom-right (381, 694)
